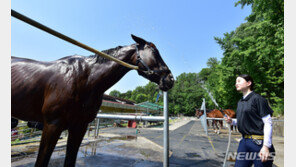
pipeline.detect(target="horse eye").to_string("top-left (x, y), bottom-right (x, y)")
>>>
top-left (145, 44), bottom-right (158, 55)
top-left (150, 47), bottom-right (157, 54)
top-left (151, 48), bottom-right (156, 53)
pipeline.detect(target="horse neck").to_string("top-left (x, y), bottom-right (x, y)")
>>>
top-left (87, 45), bottom-right (137, 93)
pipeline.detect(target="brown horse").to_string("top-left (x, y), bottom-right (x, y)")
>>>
top-left (223, 109), bottom-right (236, 118)
top-left (207, 109), bottom-right (224, 134)
top-left (195, 109), bottom-right (222, 133)
top-left (11, 35), bottom-right (174, 167)
top-left (196, 109), bottom-right (235, 134)
top-left (223, 109), bottom-right (237, 131)
top-left (195, 109), bottom-right (212, 129)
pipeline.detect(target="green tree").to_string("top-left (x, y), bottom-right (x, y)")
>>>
top-left (143, 82), bottom-right (159, 102)
top-left (121, 90), bottom-right (133, 100)
top-left (210, 0), bottom-right (284, 114)
top-left (135, 94), bottom-right (148, 103)
top-left (169, 73), bottom-right (205, 116)
top-left (109, 90), bottom-right (121, 97)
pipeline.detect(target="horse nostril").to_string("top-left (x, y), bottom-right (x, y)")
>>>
top-left (168, 74), bottom-right (174, 81)
top-left (170, 76), bottom-right (174, 82)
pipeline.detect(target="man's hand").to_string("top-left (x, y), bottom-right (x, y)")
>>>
top-left (259, 145), bottom-right (270, 162)
top-left (224, 115), bottom-right (232, 124)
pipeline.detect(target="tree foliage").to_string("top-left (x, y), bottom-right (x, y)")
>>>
top-left (168, 73), bottom-right (205, 116)
top-left (213, 0), bottom-right (284, 115)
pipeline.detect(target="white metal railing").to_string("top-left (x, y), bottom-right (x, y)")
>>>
top-left (96, 114), bottom-right (165, 121)
top-left (95, 91), bottom-right (169, 167)
top-left (205, 117), bottom-right (283, 122)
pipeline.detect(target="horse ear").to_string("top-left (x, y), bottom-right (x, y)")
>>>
top-left (131, 34), bottom-right (147, 45)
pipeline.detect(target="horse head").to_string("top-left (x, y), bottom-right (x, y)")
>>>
top-left (131, 34), bottom-right (174, 91)
top-left (195, 108), bottom-right (204, 119)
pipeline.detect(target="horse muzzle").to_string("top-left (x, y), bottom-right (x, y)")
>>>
top-left (159, 73), bottom-right (174, 91)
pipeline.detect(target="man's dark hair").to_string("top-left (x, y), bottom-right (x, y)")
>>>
top-left (238, 74), bottom-right (255, 90)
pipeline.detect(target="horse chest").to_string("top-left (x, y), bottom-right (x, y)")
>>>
top-left (69, 94), bottom-right (102, 116)
top-left (71, 94), bottom-right (100, 108)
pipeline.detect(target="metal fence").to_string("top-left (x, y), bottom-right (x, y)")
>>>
top-left (11, 122), bottom-right (42, 142)
top-left (11, 117), bottom-right (125, 143)
top-left (94, 91), bottom-right (169, 167)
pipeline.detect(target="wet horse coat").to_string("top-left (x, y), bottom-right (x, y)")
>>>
top-left (11, 35), bottom-right (174, 167)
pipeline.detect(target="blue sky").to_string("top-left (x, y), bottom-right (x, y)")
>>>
top-left (11, 0), bottom-right (251, 94)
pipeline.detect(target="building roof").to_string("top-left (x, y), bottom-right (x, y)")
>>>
top-left (103, 94), bottom-right (135, 105)
top-left (136, 101), bottom-right (163, 111)
top-left (101, 95), bottom-right (162, 115)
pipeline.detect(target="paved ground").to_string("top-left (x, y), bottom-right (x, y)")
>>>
top-left (11, 118), bottom-right (283, 167)
top-left (103, 119), bottom-right (239, 167)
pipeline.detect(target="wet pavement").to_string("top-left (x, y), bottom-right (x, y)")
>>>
top-left (102, 120), bottom-right (240, 167)
top-left (11, 119), bottom-right (282, 167)
top-left (12, 134), bottom-right (164, 167)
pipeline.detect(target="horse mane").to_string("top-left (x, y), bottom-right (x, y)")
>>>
top-left (89, 46), bottom-right (123, 64)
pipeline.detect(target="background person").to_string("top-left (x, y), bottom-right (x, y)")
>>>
top-left (225, 74), bottom-right (275, 167)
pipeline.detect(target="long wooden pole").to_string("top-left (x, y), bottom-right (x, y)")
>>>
top-left (11, 9), bottom-right (139, 70)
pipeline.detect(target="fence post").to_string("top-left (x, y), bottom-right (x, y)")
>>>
top-left (163, 91), bottom-right (169, 167)
top-left (88, 124), bottom-right (91, 137)
top-left (95, 118), bottom-right (100, 138)
top-left (94, 118), bottom-right (97, 137)
top-left (202, 98), bottom-right (208, 136)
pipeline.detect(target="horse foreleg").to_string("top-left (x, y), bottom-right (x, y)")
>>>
top-left (35, 121), bottom-right (63, 167)
top-left (217, 121), bottom-right (220, 134)
top-left (64, 123), bottom-right (88, 167)
top-left (234, 125), bottom-right (238, 132)
top-left (220, 120), bottom-right (223, 129)
top-left (212, 120), bottom-right (217, 133)
top-left (214, 120), bottom-right (220, 134)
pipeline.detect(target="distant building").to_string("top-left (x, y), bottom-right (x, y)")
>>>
top-left (101, 94), bottom-right (162, 115)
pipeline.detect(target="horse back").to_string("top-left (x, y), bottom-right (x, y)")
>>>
top-left (207, 109), bottom-right (224, 118)
top-left (11, 56), bottom-right (95, 122)
top-left (11, 57), bottom-right (53, 121)
top-left (223, 109), bottom-right (236, 118)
